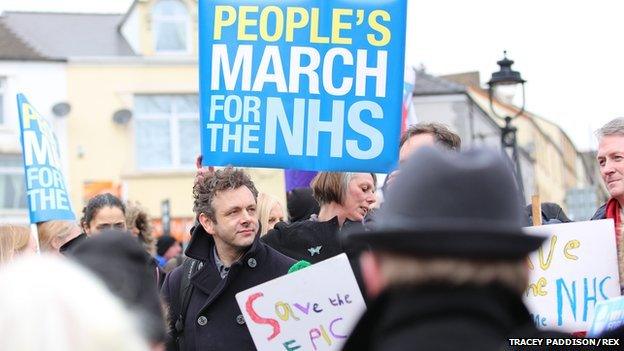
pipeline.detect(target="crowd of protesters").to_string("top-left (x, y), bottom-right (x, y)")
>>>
top-left (2, 119), bottom-right (624, 350)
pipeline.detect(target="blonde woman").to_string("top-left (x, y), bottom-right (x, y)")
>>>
top-left (0, 225), bottom-right (37, 265)
top-left (37, 220), bottom-right (82, 253)
top-left (263, 172), bottom-right (377, 263)
top-left (257, 193), bottom-right (285, 236)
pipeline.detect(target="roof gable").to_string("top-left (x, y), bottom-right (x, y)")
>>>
top-left (0, 16), bottom-right (52, 61)
top-left (1, 11), bottom-right (135, 59)
top-left (413, 70), bottom-right (466, 96)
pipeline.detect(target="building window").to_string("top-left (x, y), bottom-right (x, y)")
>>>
top-left (0, 78), bottom-right (5, 125)
top-left (0, 155), bottom-right (27, 210)
top-left (152, 0), bottom-right (190, 53)
top-left (134, 95), bottom-right (199, 170)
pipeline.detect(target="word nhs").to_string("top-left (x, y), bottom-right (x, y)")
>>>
top-left (208, 95), bottom-right (384, 159)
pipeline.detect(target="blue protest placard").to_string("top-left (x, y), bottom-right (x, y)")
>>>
top-left (199, 0), bottom-right (407, 172)
top-left (17, 94), bottom-right (75, 223)
top-left (588, 296), bottom-right (624, 337)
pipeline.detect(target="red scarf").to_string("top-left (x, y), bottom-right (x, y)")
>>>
top-left (606, 198), bottom-right (622, 245)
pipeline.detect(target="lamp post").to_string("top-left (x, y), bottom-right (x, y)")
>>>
top-left (488, 51), bottom-right (526, 200)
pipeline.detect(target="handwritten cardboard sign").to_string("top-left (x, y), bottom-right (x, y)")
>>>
top-left (235, 254), bottom-right (365, 351)
top-left (198, 0), bottom-right (407, 172)
top-left (17, 94), bottom-right (75, 223)
top-left (524, 219), bottom-right (621, 332)
top-left (587, 295), bottom-right (624, 337)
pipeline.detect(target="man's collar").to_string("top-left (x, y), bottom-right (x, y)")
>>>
top-left (185, 224), bottom-right (264, 263)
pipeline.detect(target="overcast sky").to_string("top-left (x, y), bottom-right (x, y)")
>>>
top-left (1, 0), bottom-right (622, 151)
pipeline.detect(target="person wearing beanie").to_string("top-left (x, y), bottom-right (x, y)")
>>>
top-left (156, 236), bottom-right (181, 268)
top-left (286, 187), bottom-right (320, 223)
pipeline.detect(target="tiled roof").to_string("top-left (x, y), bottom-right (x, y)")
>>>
top-left (0, 11), bottom-right (135, 60)
top-left (413, 70), bottom-right (467, 96)
top-left (0, 15), bottom-right (51, 61)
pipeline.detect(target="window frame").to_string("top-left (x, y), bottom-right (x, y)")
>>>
top-left (0, 154), bottom-right (27, 211)
top-left (133, 94), bottom-right (199, 171)
top-left (0, 77), bottom-right (5, 126)
top-left (151, 0), bottom-right (192, 55)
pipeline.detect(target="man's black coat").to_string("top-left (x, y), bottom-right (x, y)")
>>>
top-left (161, 225), bottom-right (295, 351)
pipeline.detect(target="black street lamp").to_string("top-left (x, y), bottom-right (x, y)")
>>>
top-left (488, 51), bottom-right (526, 200)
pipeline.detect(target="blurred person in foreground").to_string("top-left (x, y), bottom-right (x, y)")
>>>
top-left (161, 167), bottom-right (295, 351)
top-left (263, 172), bottom-right (377, 263)
top-left (593, 117), bottom-right (624, 291)
top-left (70, 230), bottom-right (167, 350)
top-left (0, 255), bottom-right (150, 351)
top-left (0, 224), bottom-right (37, 265)
top-left (257, 192), bottom-right (286, 236)
top-left (343, 147), bottom-right (568, 351)
top-left (37, 220), bottom-right (82, 253)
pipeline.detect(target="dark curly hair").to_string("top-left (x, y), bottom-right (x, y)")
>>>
top-left (193, 167), bottom-right (258, 222)
top-left (81, 193), bottom-right (125, 231)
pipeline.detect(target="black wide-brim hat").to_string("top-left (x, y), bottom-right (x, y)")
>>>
top-left (345, 147), bottom-right (546, 260)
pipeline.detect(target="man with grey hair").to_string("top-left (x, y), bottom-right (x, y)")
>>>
top-left (592, 117), bottom-right (624, 291)
top-left (593, 117), bottom-right (624, 222)
top-left (343, 147), bottom-right (568, 350)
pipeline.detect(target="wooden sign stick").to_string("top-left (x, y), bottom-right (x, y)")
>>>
top-left (532, 195), bottom-right (542, 226)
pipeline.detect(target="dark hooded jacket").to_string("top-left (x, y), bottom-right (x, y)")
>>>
top-left (161, 224), bottom-right (295, 351)
top-left (262, 217), bottom-right (344, 263)
top-left (262, 217), bottom-right (368, 300)
top-left (343, 284), bottom-right (572, 351)
top-left (262, 217), bottom-right (367, 263)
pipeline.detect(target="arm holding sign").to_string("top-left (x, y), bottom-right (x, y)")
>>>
top-left (525, 203), bottom-right (572, 226)
top-left (195, 155), bottom-right (215, 182)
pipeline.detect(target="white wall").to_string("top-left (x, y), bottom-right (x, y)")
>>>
top-left (0, 61), bottom-right (67, 150)
top-left (412, 94), bottom-right (501, 149)
top-left (0, 60), bottom-right (67, 223)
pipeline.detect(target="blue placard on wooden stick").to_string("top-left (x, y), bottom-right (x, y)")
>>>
top-left (17, 94), bottom-right (75, 223)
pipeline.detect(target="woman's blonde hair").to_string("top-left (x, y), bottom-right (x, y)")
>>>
top-left (0, 225), bottom-right (31, 265)
top-left (257, 193), bottom-right (285, 236)
top-left (125, 201), bottom-right (156, 255)
top-left (311, 172), bottom-right (377, 205)
top-left (0, 255), bottom-right (150, 351)
top-left (37, 220), bottom-right (80, 252)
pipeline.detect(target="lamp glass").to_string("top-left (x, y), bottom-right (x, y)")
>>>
top-left (492, 84), bottom-right (521, 105)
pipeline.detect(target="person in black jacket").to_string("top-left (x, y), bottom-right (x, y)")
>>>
top-left (343, 147), bottom-right (571, 351)
top-left (161, 167), bottom-right (295, 351)
top-left (263, 172), bottom-right (376, 264)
